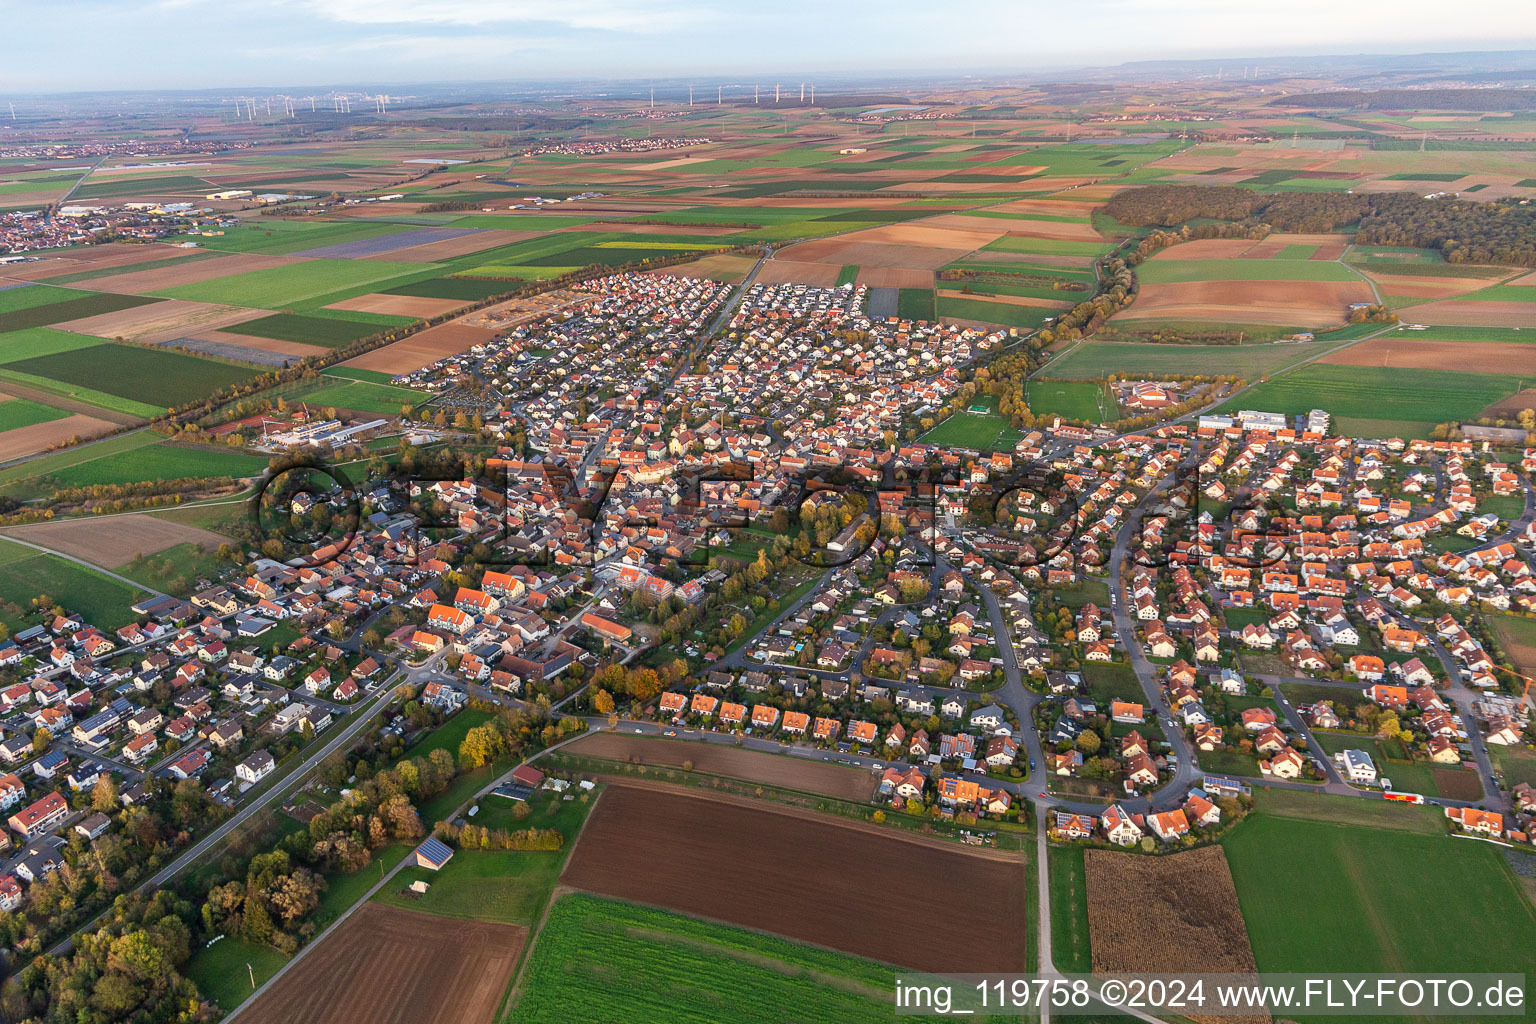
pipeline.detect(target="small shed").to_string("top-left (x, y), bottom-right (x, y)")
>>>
top-left (511, 764), bottom-right (545, 789)
top-left (414, 836), bottom-right (454, 871)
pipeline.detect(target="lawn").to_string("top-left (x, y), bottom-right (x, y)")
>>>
top-left (310, 843), bottom-right (410, 932)
top-left (1047, 845), bottom-right (1092, 974)
top-left (1312, 731), bottom-right (1445, 797)
top-left (918, 409), bottom-right (1011, 449)
top-left (1082, 661), bottom-right (1144, 704)
top-left (1247, 786), bottom-right (1444, 833)
top-left (1213, 365), bottom-right (1523, 435)
top-left (1224, 814), bottom-right (1536, 1021)
top-left (1042, 341), bottom-right (1305, 380)
top-left (402, 708), bottom-right (494, 761)
top-left (1490, 613), bottom-right (1536, 678)
top-left (4, 343), bottom-right (265, 412)
top-left (148, 259), bottom-right (429, 310)
top-left (1025, 380), bottom-right (1115, 423)
top-left (506, 893), bottom-right (906, 1024)
top-left (119, 542), bottom-right (228, 596)
top-left (184, 936), bottom-right (289, 1011)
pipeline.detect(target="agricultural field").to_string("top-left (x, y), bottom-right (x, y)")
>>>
top-left (236, 903), bottom-right (524, 1024)
top-left (1042, 340), bottom-right (1306, 380)
top-left (1490, 613), bottom-right (1536, 679)
top-left (1212, 364), bottom-right (1526, 438)
top-left (0, 436), bottom-right (268, 500)
top-left (0, 396), bottom-right (68, 432)
top-left (1223, 814), bottom-right (1536, 1022)
top-left (562, 732), bottom-right (879, 800)
top-left (3, 513), bottom-right (226, 569)
top-left (147, 258), bottom-right (430, 309)
top-left (0, 538), bottom-right (146, 629)
top-left (221, 311), bottom-right (402, 348)
top-left (508, 893), bottom-right (910, 1024)
top-left (1, 343), bottom-right (265, 414)
top-left (297, 377), bottom-right (431, 415)
top-left (559, 785), bottom-right (1031, 972)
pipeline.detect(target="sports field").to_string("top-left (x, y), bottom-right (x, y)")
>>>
top-left (1025, 380), bottom-right (1116, 422)
top-left (1224, 814), bottom-right (1536, 1022)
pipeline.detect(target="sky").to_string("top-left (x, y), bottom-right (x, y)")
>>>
top-left (3, 0), bottom-right (1535, 93)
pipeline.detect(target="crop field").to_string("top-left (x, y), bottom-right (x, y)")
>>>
top-left (340, 321), bottom-right (498, 375)
top-left (3, 343), bottom-right (265, 411)
top-left (221, 312), bottom-right (390, 348)
top-left (1042, 340), bottom-right (1305, 379)
top-left (0, 396), bottom-right (67, 432)
top-left (0, 437), bottom-right (266, 499)
top-left (508, 893), bottom-right (909, 1024)
top-left (1119, 279), bottom-right (1374, 328)
top-left (1224, 814), bottom-right (1536, 1021)
top-left (560, 785), bottom-right (1030, 972)
top-left (0, 290), bottom-right (157, 331)
top-left (1025, 380), bottom-right (1115, 422)
top-left (1085, 846), bottom-right (1262, 1017)
top-left (3, 513), bottom-right (227, 568)
top-left (237, 903), bottom-right (525, 1024)
top-left (381, 275), bottom-right (519, 301)
top-left (1213, 364), bottom-right (1524, 436)
top-left (937, 294), bottom-right (1057, 329)
top-left (147, 258), bottom-right (429, 309)
top-left (1319, 338), bottom-right (1536, 374)
top-left (0, 328), bottom-right (106, 363)
top-left (1136, 258), bottom-right (1360, 284)
top-left (895, 287), bottom-right (935, 321)
top-left (562, 733), bottom-right (879, 800)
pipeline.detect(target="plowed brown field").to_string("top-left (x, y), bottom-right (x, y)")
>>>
top-left (1403, 300), bottom-right (1536, 328)
top-left (325, 294), bottom-right (464, 318)
top-left (1320, 339), bottom-right (1536, 373)
top-left (0, 414), bottom-right (118, 460)
top-left (1118, 280), bottom-right (1373, 327)
top-left (561, 785), bottom-right (1029, 973)
top-left (340, 322), bottom-right (497, 374)
top-left (239, 903), bottom-right (525, 1024)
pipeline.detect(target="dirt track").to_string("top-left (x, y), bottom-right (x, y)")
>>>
top-left (563, 732), bottom-right (878, 800)
top-left (239, 902), bottom-right (526, 1024)
top-left (560, 784), bottom-right (1030, 973)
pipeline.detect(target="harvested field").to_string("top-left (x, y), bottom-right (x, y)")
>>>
top-left (563, 733), bottom-right (878, 800)
top-left (1086, 846), bottom-right (1266, 1024)
top-left (561, 785), bottom-right (1028, 973)
top-left (1148, 239), bottom-right (1256, 260)
top-left (324, 293), bottom-right (463, 318)
top-left (2, 513), bottom-right (227, 568)
top-left (238, 902), bottom-right (525, 1024)
top-left (754, 260), bottom-right (842, 286)
top-left (339, 322), bottom-right (496, 375)
top-left (52, 299), bottom-right (262, 344)
top-left (83, 253), bottom-right (302, 294)
top-left (459, 290), bottom-right (593, 331)
top-left (991, 198), bottom-right (1099, 218)
top-left (856, 266), bottom-right (933, 289)
top-left (0, 243), bottom-right (190, 282)
top-left (1321, 338), bottom-right (1536, 373)
top-left (1118, 280), bottom-right (1374, 328)
top-left (1402, 299), bottom-right (1536, 328)
top-left (0, 413), bottom-right (117, 461)
top-left (648, 253), bottom-right (756, 283)
top-left (186, 330), bottom-right (328, 360)
top-left (572, 221), bottom-right (734, 236)
top-left (852, 222), bottom-right (1007, 250)
top-left (780, 239), bottom-right (970, 270)
top-left (966, 249), bottom-right (1095, 269)
top-left (1482, 388), bottom-right (1536, 418)
top-left (1000, 220), bottom-right (1109, 243)
top-left (365, 228), bottom-right (541, 263)
top-left (1243, 232), bottom-right (1350, 261)
top-left (935, 289), bottom-right (1070, 309)
top-left (1365, 273), bottom-right (1493, 299)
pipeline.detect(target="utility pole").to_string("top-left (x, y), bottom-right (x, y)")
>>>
top-left (247, 963), bottom-right (255, 990)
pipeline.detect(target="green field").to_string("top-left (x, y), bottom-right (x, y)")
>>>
top-left (0, 396), bottom-right (68, 432)
top-left (1379, 325), bottom-right (1536, 344)
top-left (507, 894), bottom-right (904, 1024)
top-left (1213, 364), bottom-right (1524, 436)
top-left (0, 290), bottom-right (157, 331)
top-left (0, 438), bottom-right (267, 499)
top-left (918, 397), bottom-right (1013, 450)
top-left (184, 937), bottom-right (289, 1011)
top-left (381, 276), bottom-right (513, 301)
top-left (3, 343), bottom-right (264, 411)
top-left (1137, 258), bottom-right (1358, 284)
top-left (937, 295), bottom-right (1055, 330)
top-left (896, 287), bottom-right (935, 321)
top-left (1025, 380), bottom-right (1115, 422)
top-left (1224, 814), bottom-right (1536, 1022)
top-left (222, 312), bottom-right (393, 348)
top-left (1043, 340), bottom-right (1306, 379)
top-left (148, 258), bottom-right (429, 309)
top-left (1048, 845), bottom-right (1092, 974)
top-left (0, 539), bottom-right (146, 629)
top-left (982, 236), bottom-right (1111, 257)
top-left (0, 327), bottom-right (105, 364)
top-left (297, 379), bottom-right (427, 415)
top-left (174, 220), bottom-right (419, 256)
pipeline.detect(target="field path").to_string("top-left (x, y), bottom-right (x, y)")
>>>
top-left (1337, 242), bottom-right (1383, 305)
